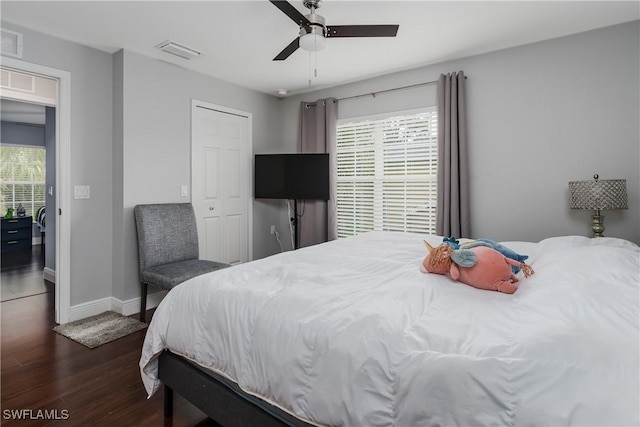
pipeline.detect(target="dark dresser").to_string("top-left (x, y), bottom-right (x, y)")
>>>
top-left (1, 216), bottom-right (33, 253)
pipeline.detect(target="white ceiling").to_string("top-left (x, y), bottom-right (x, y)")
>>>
top-left (1, 1), bottom-right (638, 97)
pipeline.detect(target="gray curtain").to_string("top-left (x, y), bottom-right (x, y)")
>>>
top-left (436, 71), bottom-right (471, 238)
top-left (298, 98), bottom-right (338, 248)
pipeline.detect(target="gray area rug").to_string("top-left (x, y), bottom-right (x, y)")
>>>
top-left (53, 311), bottom-right (148, 349)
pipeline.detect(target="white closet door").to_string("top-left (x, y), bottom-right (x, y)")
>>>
top-left (192, 103), bottom-right (249, 265)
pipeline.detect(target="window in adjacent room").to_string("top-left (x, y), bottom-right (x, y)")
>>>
top-left (0, 145), bottom-right (46, 217)
top-left (336, 108), bottom-right (438, 238)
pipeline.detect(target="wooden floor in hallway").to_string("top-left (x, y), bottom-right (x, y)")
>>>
top-left (1, 247), bottom-right (218, 427)
top-left (1, 245), bottom-right (53, 302)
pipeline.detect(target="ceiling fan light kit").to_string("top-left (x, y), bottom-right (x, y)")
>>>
top-left (270, 0), bottom-right (399, 60)
top-left (299, 32), bottom-right (326, 52)
top-left (299, 9), bottom-right (327, 52)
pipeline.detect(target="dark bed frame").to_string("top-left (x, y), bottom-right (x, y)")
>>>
top-left (158, 351), bottom-right (313, 426)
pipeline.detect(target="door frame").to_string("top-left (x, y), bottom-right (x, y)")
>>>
top-left (191, 99), bottom-right (253, 262)
top-left (2, 57), bottom-right (71, 324)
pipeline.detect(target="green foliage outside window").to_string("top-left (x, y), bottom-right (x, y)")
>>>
top-left (0, 145), bottom-right (46, 218)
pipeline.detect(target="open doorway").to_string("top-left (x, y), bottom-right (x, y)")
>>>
top-left (1, 60), bottom-right (71, 324)
top-left (1, 100), bottom-right (55, 301)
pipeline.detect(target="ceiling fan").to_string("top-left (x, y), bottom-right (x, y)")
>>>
top-left (270, 0), bottom-right (399, 61)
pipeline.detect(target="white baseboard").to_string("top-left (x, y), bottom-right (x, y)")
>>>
top-left (43, 267), bottom-right (55, 283)
top-left (68, 297), bottom-right (112, 322)
top-left (112, 290), bottom-right (168, 317)
top-left (67, 290), bottom-right (168, 323)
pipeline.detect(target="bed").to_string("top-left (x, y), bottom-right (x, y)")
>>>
top-left (140, 231), bottom-right (639, 426)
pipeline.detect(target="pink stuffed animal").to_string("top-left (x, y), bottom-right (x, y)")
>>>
top-left (420, 241), bottom-right (534, 294)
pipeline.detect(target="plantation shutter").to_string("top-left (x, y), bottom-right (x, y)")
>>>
top-left (0, 145), bottom-right (46, 217)
top-left (336, 108), bottom-right (438, 238)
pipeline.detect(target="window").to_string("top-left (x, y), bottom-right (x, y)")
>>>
top-left (336, 108), bottom-right (438, 238)
top-left (0, 145), bottom-right (46, 217)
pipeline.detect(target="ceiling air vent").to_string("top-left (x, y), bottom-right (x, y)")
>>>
top-left (1, 28), bottom-right (23, 58)
top-left (155, 40), bottom-right (201, 60)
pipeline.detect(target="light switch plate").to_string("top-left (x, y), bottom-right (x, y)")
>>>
top-left (181, 185), bottom-right (189, 197)
top-left (74, 185), bottom-right (90, 199)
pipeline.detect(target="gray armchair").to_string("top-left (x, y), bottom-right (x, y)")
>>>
top-left (134, 203), bottom-right (229, 321)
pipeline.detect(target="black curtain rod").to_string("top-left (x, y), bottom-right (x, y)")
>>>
top-left (337, 76), bottom-right (468, 102)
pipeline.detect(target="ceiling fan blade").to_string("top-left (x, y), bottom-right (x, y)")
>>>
top-left (327, 25), bottom-right (399, 38)
top-left (269, 0), bottom-right (311, 26)
top-left (274, 37), bottom-right (300, 61)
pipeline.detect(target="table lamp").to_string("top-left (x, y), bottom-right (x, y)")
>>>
top-left (569, 174), bottom-right (628, 237)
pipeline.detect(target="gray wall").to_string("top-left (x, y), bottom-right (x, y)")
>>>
top-left (115, 49), bottom-right (284, 301)
top-left (1, 21), bottom-right (287, 308)
top-left (3, 22), bottom-right (116, 307)
top-left (1, 19), bottom-right (638, 313)
top-left (280, 20), bottom-right (640, 244)
top-left (112, 50), bottom-right (125, 303)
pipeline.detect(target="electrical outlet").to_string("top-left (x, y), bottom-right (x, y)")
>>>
top-left (270, 225), bottom-right (276, 235)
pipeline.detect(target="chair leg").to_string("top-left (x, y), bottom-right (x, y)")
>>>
top-left (140, 282), bottom-right (148, 321)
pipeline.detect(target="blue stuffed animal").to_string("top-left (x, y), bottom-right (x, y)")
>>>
top-left (442, 237), bottom-right (529, 274)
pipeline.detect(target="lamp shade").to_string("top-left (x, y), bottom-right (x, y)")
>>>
top-left (569, 175), bottom-right (628, 210)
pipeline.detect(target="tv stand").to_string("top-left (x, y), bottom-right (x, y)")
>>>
top-left (291, 199), bottom-right (299, 250)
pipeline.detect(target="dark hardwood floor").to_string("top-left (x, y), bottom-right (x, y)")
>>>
top-left (1, 245), bottom-right (53, 302)
top-left (1, 247), bottom-right (218, 426)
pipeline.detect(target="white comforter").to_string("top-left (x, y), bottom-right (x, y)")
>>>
top-left (140, 232), bottom-right (640, 426)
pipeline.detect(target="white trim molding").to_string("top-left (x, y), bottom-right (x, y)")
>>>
top-left (68, 297), bottom-right (112, 322)
top-left (1, 57), bottom-right (71, 325)
top-left (112, 290), bottom-right (168, 317)
top-left (43, 267), bottom-right (55, 283)
top-left (68, 291), bottom-right (168, 322)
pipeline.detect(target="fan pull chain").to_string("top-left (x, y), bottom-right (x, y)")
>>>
top-left (308, 51), bottom-right (312, 87)
top-left (307, 43), bottom-right (319, 87)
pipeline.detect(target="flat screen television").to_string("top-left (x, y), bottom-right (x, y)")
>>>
top-left (254, 153), bottom-right (330, 200)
